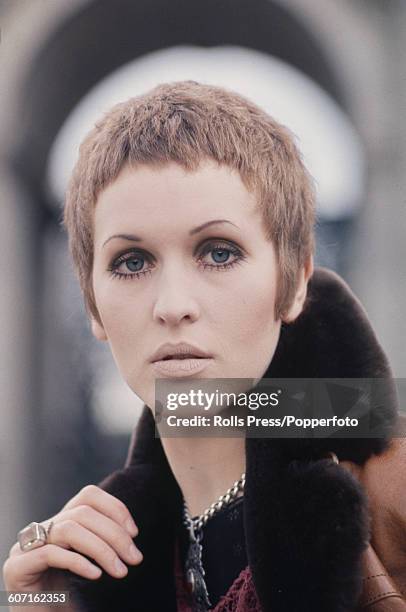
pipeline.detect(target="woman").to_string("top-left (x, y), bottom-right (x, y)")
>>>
top-left (3, 81), bottom-right (406, 611)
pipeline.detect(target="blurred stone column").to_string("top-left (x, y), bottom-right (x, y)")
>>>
top-left (285, 0), bottom-right (406, 377)
top-left (0, 0), bottom-right (88, 583)
top-left (0, 168), bottom-right (38, 575)
top-left (350, 0), bottom-right (406, 378)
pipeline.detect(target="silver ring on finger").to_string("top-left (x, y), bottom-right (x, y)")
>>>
top-left (17, 520), bottom-right (54, 552)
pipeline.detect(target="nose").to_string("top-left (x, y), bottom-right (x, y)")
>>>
top-left (152, 266), bottom-right (200, 326)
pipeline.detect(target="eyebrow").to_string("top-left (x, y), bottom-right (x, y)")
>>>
top-left (102, 219), bottom-right (239, 248)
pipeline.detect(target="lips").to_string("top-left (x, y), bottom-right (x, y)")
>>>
top-left (151, 355), bottom-right (213, 377)
top-left (162, 354), bottom-right (201, 361)
top-left (150, 342), bottom-right (212, 363)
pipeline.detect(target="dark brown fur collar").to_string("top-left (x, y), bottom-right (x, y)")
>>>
top-left (69, 268), bottom-right (399, 612)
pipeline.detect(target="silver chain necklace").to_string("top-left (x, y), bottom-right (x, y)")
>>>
top-left (182, 472), bottom-right (246, 612)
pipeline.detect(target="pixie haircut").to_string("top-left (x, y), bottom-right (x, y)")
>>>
top-left (63, 81), bottom-right (315, 325)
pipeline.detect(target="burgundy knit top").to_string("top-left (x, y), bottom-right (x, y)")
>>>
top-left (175, 549), bottom-right (262, 611)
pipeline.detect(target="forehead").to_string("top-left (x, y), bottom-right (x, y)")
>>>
top-left (93, 161), bottom-right (264, 240)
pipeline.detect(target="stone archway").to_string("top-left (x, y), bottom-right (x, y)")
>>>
top-left (2, 0), bottom-right (386, 565)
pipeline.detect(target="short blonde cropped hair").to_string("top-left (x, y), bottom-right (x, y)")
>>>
top-left (63, 81), bottom-right (315, 324)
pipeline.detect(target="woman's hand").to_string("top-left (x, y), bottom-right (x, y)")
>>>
top-left (3, 484), bottom-right (143, 597)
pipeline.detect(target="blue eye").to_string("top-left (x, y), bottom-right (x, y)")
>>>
top-left (108, 241), bottom-right (245, 280)
top-left (108, 251), bottom-right (152, 280)
top-left (199, 242), bottom-right (243, 271)
top-left (210, 248), bottom-right (230, 264)
top-left (125, 256), bottom-right (144, 272)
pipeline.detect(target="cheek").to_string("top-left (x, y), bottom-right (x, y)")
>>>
top-left (218, 267), bottom-right (280, 376)
top-left (96, 288), bottom-right (132, 339)
top-left (94, 286), bottom-right (146, 375)
top-left (231, 269), bottom-right (278, 336)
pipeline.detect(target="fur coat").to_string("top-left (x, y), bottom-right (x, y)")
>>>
top-left (67, 268), bottom-right (406, 611)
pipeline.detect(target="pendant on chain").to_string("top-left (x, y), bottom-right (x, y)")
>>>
top-left (182, 473), bottom-right (245, 611)
top-left (184, 529), bottom-right (212, 612)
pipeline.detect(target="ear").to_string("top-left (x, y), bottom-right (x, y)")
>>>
top-left (90, 315), bottom-right (108, 342)
top-left (283, 255), bottom-right (314, 323)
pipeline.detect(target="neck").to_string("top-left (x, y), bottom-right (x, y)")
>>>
top-left (160, 436), bottom-right (246, 517)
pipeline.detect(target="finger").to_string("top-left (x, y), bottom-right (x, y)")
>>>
top-left (62, 485), bottom-right (138, 536)
top-left (8, 542), bottom-right (22, 557)
top-left (9, 514), bottom-right (60, 558)
top-left (3, 544), bottom-right (102, 586)
top-left (45, 519), bottom-right (138, 578)
top-left (60, 505), bottom-right (142, 566)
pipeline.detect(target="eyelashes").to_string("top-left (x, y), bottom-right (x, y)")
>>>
top-left (107, 241), bottom-right (246, 281)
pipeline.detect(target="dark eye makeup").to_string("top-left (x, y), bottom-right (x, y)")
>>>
top-left (106, 239), bottom-right (246, 281)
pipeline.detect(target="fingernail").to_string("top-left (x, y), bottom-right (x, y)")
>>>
top-left (126, 519), bottom-right (138, 536)
top-left (115, 558), bottom-right (128, 576)
top-left (89, 564), bottom-right (102, 578)
top-left (129, 543), bottom-right (142, 562)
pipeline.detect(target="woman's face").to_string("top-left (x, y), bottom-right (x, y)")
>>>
top-left (91, 161), bottom-right (307, 409)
